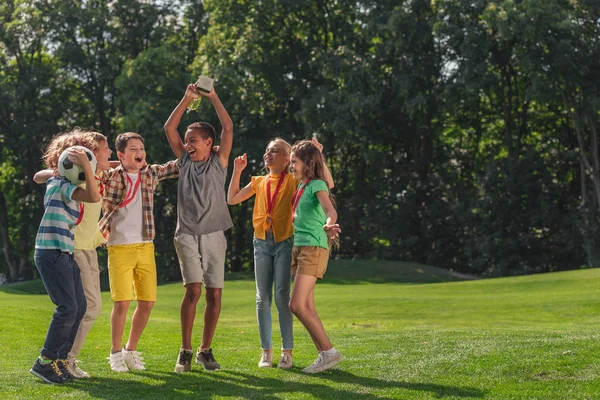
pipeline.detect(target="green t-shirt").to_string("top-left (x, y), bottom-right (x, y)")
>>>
top-left (292, 179), bottom-right (329, 249)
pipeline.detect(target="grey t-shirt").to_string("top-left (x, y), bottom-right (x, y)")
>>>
top-left (176, 151), bottom-right (233, 235)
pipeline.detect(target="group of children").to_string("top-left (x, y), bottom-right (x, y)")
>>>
top-left (30, 82), bottom-right (343, 385)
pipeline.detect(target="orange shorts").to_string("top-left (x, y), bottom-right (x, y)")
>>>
top-left (291, 246), bottom-right (329, 279)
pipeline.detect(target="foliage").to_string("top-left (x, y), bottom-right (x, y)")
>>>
top-left (1, 0), bottom-right (600, 279)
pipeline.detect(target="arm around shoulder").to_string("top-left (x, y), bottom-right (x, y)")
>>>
top-left (33, 169), bottom-right (54, 184)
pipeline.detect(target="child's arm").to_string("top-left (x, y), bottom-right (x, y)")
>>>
top-left (164, 84), bottom-right (199, 159)
top-left (210, 89), bottom-right (234, 169)
top-left (316, 191), bottom-right (341, 240)
top-left (33, 169), bottom-right (55, 184)
top-left (69, 148), bottom-right (101, 203)
top-left (228, 153), bottom-right (254, 205)
top-left (312, 138), bottom-right (334, 189)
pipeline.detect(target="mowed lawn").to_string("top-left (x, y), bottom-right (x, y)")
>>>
top-left (1, 260), bottom-right (600, 399)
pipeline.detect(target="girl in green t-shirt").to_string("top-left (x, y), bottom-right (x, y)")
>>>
top-left (288, 140), bottom-right (344, 374)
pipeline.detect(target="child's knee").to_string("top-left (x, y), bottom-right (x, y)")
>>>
top-left (137, 300), bottom-right (154, 312)
top-left (184, 283), bottom-right (202, 303)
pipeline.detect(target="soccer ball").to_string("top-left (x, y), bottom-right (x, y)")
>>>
top-left (57, 145), bottom-right (97, 185)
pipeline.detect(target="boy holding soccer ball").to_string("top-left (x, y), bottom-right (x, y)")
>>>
top-left (30, 131), bottom-right (102, 384)
top-left (33, 129), bottom-right (114, 379)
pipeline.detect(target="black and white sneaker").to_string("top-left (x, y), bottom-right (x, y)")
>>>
top-left (196, 348), bottom-right (221, 370)
top-left (30, 358), bottom-right (67, 384)
top-left (175, 349), bottom-right (193, 373)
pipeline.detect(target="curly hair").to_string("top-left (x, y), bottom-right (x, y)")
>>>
top-left (43, 128), bottom-right (106, 170)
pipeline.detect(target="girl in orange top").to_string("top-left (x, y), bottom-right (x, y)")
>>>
top-left (228, 137), bottom-right (332, 369)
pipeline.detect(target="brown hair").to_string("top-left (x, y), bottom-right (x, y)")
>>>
top-left (42, 127), bottom-right (106, 169)
top-left (187, 122), bottom-right (216, 149)
top-left (291, 140), bottom-right (327, 181)
top-left (291, 139), bottom-right (339, 250)
top-left (115, 132), bottom-right (144, 153)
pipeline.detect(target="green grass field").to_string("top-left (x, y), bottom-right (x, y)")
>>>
top-left (1, 260), bottom-right (600, 399)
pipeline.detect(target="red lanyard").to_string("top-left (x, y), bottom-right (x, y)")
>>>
top-left (266, 171), bottom-right (286, 216)
top-left (120, 172), bottom-right (141, 208)
top-left (76, 203), bottom-right (84, 225)
top-left (291, 179), bottom-right (310, 222)
top-left (75, 176), bottom-right (103, 226)
top-left (95, 176), bottom-right (104, 196)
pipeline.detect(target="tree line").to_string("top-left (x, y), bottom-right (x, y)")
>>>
top-left (1, 0), bottom-right (599, 281)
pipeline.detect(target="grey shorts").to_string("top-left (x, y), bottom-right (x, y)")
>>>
top-left (174, 230), bottom-right (227, 288)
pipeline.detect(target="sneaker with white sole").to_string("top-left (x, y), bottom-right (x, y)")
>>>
top-left (108, 351), bottom-right (129, 372)
top-left (258, 351), bottom-right (273, 368)
top-left (302, 349), bottom-right (344, 374)
top-left (30, 358), bottom-right (67, 384)
top-left (66, 357), bottom-right (90, 378)
top-left (175, 349), bottom-right (193, 373)
top-left (196, 348), bottom-right (221, 370)
top-left (277, 352), bottom-right (293, 369)
top-left (122, 348), bottom-right (146, 371)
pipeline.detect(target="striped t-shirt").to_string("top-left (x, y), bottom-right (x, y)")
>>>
top-left (35, 176), bottom-right (80, 253)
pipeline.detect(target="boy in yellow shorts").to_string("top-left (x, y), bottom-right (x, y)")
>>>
top-left (98, 132), bottom-right (178, 372)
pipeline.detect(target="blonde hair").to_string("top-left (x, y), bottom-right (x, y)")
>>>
top-left (267, 137), bottom-right (292, 172)
top-left (43, 127), bottom-right (106, 169)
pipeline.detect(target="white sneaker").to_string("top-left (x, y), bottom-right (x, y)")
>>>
top-left (258, 351), bottom-right (273, 368)
top-left (277, 352), bottom-right (293, 369)
top-left (122, 348), bottom-right (146, 371)
top-left (66, 357), bottom-right (90, 378)
top-left (302, 349), bottom-right (344, 374)
top-left (108, 351), bottom-right (129, 372)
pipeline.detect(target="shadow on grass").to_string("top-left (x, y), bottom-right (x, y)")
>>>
top-left (68, 368), bottom-right (485, 399)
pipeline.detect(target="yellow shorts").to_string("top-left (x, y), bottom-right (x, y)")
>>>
top-left (291, 246), bottom-right (329, 279)
top-left (107, 243), bottom-right (157, 302)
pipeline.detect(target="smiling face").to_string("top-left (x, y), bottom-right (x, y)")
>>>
top-left (264, 141), bottom-right (290, 174)
top-left (184, 129), bottom-right (212, 161)
top-left (94, 139), bottom-right (113, 172)
top-left (118, 138), bottom-right (145, 172)
top-left (290, 152), bottom-right (306, 181)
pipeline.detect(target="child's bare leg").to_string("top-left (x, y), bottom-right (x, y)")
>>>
top-left (289, 274), bottom-right (332, 351)
top-left (306, 286), bottom-right (330, 352)
top-left (111, 301), bottom-right (130, 352)
top-left (181, 283), bottom-right (202, 349)
top-left (201, 287), bottom-right (222, 349)
top-left (124, 300), bottom-right (154, 350)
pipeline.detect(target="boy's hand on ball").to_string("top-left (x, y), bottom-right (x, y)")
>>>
top-left (68, 148), bottom-right (91, 167)
top-left (233, 153), bottom-right (247, 171)
top-left (323, 223), bottom-right (341, 239)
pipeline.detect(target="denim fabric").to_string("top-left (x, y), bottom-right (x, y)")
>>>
top-left (253, 232), bottom-right (293, 350)
top-left (35, 249), bottom-right (87, 360)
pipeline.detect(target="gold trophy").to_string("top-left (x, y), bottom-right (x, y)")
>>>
top-left (187, 76), bottom-right (214, 112)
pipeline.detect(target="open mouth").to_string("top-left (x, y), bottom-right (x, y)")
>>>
top-left (188, 149), bottom-right (197, 157)
top-left (135, 156), bottom-right (143, 163)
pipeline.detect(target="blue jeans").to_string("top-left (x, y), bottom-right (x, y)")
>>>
top-left (253, 233), bottom-right (293, 350)
top-left (35, 249), bottom-right (87, 360)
